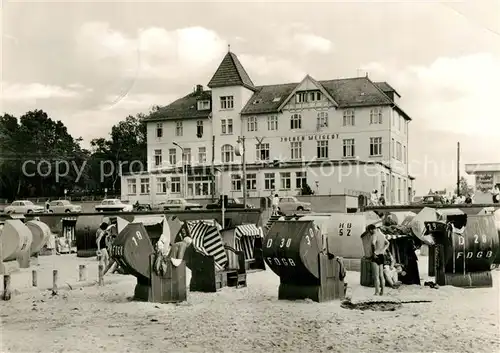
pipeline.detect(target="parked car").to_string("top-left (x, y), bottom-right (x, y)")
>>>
top-left (4, 200), bottom-right (45, 214)
top-left (278, 196), bottom-right (311, 214)
top-left (206, 197), bottom-right (254, 209)
top-left (95, 199), bottom-right (133, 212)
top-left (421, 195), bottom-right (445, 205)
top-left (48, 200), bottom-right (82, 213)
top-left (161, 198), bottom-right (203, 211)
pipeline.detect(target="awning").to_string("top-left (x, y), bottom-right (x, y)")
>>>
top-left (186, 219), bottom-right (222, 231)
top-left (235, 224), bottom-right (262, 239)
top-left (184, 220), bottom-right (227, 270)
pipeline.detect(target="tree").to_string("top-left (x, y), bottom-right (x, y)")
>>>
top-left (88, 113), bottom-right (147, 194)
top-left (0, 110), bottom-right (88, 199)
top-left (455, 177), bottom-right (474, 196)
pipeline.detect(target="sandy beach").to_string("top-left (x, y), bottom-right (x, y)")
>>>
top-left (1, 254), bottom-right (499, 353)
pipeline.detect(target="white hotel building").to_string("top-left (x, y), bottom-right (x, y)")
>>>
top-left (121, 50), bottom-right (414, 204)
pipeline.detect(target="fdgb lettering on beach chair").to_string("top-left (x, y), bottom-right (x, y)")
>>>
top-left (431, 214), bottom-right (500, 288)
top-left (263, 220), bottom-right (345, 303)
top-left (110, 222), bottom-right (187, 303)
top-left (176, 220), bottom-right (247, 292)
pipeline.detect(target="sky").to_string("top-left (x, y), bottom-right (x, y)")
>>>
top-left (1, 0), bottom-right (499, 195)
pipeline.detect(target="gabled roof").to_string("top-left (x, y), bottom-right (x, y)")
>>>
top-left (375, 81), bottom-right (401, 98)
top-left (144, 90), bottom-right (212, 122)
top-left (207, 52), bottom-right (256, 91)
top-left (241, 77), bottom-right (393, 115)
top-left (276, 75), bottom-right (339, 111)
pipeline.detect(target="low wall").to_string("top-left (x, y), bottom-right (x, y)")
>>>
top-left (1, 195), bottom-right (359, 214)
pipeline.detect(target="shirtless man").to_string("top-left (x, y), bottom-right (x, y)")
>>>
top-left (366, 224), bottom-right (390, 295)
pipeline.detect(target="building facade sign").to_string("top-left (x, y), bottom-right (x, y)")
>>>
top-left (475, 173), bottom-right (494, 192)
top-left (280, 133), bottom-right (339, 142)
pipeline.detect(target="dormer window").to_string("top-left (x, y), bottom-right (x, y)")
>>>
top-left (309, 91), bottom-right (321, 101)
top-left (295, 90), bottom-right (321, 103)
top-left (197, 100), bottom-right (210, 110)
top-left (295, 92), bottom-right (307, 103)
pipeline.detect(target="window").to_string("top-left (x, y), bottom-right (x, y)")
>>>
top-left (317, 141), bottom-right (328, 159)
top-left (396, 142), bottom-right (402, 161)
top-left (403, 179), bottom-right (407, 203)
top-left (221, 119), bottom-right (233, 135)
top-left (295, 92), bottom-right (307, 103)
top-left (256, 143), bottom-right (270, 161)
top-left (171, 177), bottom-right (181, 194)
top-left (127, 179), bottom-right (136, 195)
top-left (268, 115), bottom-right (278, 130)
top-left (317, 112), bottom-right (328, 128)
top-left (290, 141), bottom-right (302, 160)
top-left (369, 137), bottom-right (382, 156)
top-left (154, 149), bottom-right (162, 166)
top-left (220, 96), bottom-right (234, 109)
top-left (295, 171), bottom-right (307, 189)
top-left (175, 121), bottom-right (183, 136)
top-left (391, 138), bottom-right (395, 157)
top-left (140, 178), bottom-right (150, 194)
top-left (370, 108), bottom-right (383, 124)
top-left (198, 147), bottom-right (206, 163)
top-left (247, 116), bottom-right (258, 132)
top-left (231, 175), bottom-right (242, 191)
top-left (290, 114), bottom-right (302, 129)
top-left (197, 100), bottom-right (210, 110)
top-left (169, 148), bottom-right (177, 165)
top-left (196, 120), bottom-right (204, 137)
top-left (343, 110), bottom-right (355, 126)
top-left (280, 172), bottom-right (291, 190)
top-left (343, 139), bottom-right (355, 157)
top-left (187, 175), bottom-right (211, 196)
top-left (221, 144), bottom-right (234, 163)
top-left (264, 173), bottom-right (275, 190)
top-left (397, 177), bottom-right (402, 203)
top-left (156, 123), bottom-right (163, 138)
top-left (156, 177), bottom-right (167, 194)
top-left (403, 145), bottom-right (406, 163)
top-left (309, 91), bottom-right (321, 101)
top-left (182, 148), bottom-right (191, 164)
top-left (246, 173), bottom-right (257, 190)
top-left (391, 175), bottom-right (395, 203)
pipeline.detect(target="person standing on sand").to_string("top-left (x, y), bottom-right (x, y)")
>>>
top-left (366, 224), bottom-right (390, 295)
top-left (96, 221), bottom-right (110, 265)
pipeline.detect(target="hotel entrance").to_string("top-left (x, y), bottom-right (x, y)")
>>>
top-left (187, 175), bottom-right (212, 197)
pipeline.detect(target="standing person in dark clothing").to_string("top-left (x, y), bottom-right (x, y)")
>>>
top-left (96, 221), bottom-right (109, 265)
top-left (366, 224), bottom-right (390, 295)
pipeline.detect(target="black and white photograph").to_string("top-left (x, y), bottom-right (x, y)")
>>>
top-left (0, 0), bottom-right (499, 352)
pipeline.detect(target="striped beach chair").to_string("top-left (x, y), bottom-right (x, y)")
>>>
top-left (234, 224), bottom-right (262, 261)
top-left (181, 220), bottom-right (228, 271)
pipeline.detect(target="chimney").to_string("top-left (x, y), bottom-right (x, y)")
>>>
top-left (196, 84), bottom-right (203, 94)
